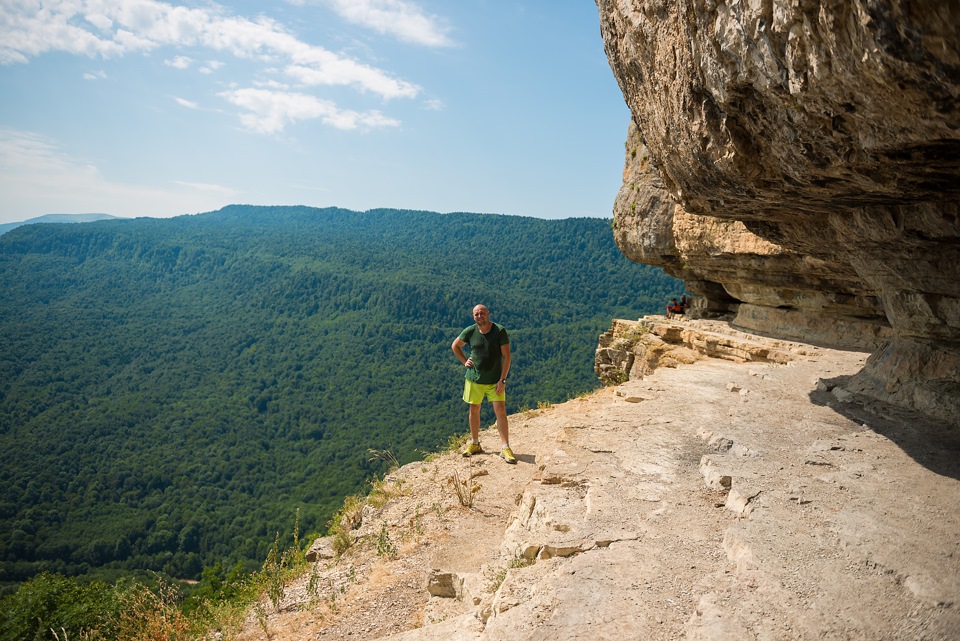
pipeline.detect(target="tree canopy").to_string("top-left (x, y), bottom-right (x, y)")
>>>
top-left (0, 205), bottom-right (682, 592)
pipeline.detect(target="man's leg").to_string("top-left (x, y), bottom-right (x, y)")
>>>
top-left (492, 400), bottom-right (516, 463)
top-left (469, 403), bottom-right (482, 443)
top-left (492, 400), bottom-right (509, 446)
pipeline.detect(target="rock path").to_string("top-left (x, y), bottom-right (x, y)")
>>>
top-left (235, 319), bottom-right (960, 641)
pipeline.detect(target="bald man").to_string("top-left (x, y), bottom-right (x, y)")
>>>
top-left (451, 304), bottom-right (515, 464)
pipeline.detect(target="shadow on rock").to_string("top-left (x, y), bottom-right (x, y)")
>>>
top-left (810, 375), bottom-right (960, 481)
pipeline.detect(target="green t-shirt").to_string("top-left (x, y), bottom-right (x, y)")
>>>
top-left (459, 323), bottom-right (509, 385)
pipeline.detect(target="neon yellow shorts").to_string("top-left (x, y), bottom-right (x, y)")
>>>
top-left (463, 379), bottom-right (505, 404)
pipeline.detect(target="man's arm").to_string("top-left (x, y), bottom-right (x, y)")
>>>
top-left (452, 337), bottom-right (473, 367)
top-left (496, 343), bottom-right (511, 393)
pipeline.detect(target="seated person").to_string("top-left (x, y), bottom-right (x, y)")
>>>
top-left (666, 298), bottom-right (684, 318)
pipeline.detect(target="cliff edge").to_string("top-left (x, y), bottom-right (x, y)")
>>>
top-left (596, 0), bottom-right (960, 423)
top-left (236, 318), bottom-right (959, 640)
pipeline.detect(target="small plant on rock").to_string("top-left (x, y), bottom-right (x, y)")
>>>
top-left (328, 493), bottom-right (363, 556)
top-left (489, 557), bottom-right (536, 592)
top-left (376, 522), bottom-right (397, 559)
top-left (254, 601), bottom-right (269, 637)
top-left (262, 534), bottom-right (286, 612)
top-left (367, 448), bottom-right (400, 473)
top-left (601, 369), bottom-right (629, 386)
top-left (449, 467), bottom-right (481, 508)
top-left (445, 432), bottom-right (470, 453)
top-left (306, 564), bottom-right (322, 602)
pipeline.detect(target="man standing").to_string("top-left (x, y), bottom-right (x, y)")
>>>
top-left (451, 304), bottom-right (515, 464)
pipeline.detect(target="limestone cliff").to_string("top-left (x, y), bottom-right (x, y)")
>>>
top-left (596, 0), bottom-right (960, 423)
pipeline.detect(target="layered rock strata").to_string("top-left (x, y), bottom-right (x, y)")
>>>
top-left (597, 0), bottom-right (960, 422)
top-left (594, 316), bottom-right (814, 385)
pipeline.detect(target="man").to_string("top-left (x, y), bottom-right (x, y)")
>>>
top-left (666, 298), bottom-right (683, 318)
top-left (451, 304), bottom-right (515, 464)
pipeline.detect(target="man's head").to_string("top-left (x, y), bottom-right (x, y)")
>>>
top-left (473, 305), bottom-right (490, 326)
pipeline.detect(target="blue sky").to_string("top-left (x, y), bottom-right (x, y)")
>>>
top-left (0, 0), bottom-right (630, 224)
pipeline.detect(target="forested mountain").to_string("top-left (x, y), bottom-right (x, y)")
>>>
top-left (0, 205), bottom-right (681, 592)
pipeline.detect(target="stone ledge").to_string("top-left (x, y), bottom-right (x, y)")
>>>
top-left (595, 316), bottom-right (814, 386)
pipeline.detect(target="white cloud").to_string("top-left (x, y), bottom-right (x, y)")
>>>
top-left (165, 55), bottom-right (193, 69)
top-left (0, 0), bottom-right (420, 99)
top-left (0, 5), bottom-right (126, 63)
top-left (322, 0), bottom-right (453, 47)
top-left (285, 60), bottom-right (417, 99)
top-left (200, 60), bottom-right (223, 74)
top-left (254, 78), bottom-right (291, 90)
top-left (218, 88), bottom-right (400, 134)
top-left (165, 56), bottom-right (224, 74)
top-left (174, 96), bottom-right (199, 109)
top-left (0, 128), bottom-right (234, 219)
top-left (424, 98), bottom-right (444, 111)
top-left (83, 69), bottom-right (109, 80)
top-left (84, 13), bottom-right (115, 32)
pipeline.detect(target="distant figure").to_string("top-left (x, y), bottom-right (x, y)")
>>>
top-left (666, 298), bottom-right (684, 319)
top-left (451, 304), bottom-right (515, 464)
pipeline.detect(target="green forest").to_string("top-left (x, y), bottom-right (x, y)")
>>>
top-left (0, 205), bottom-right (681, 595)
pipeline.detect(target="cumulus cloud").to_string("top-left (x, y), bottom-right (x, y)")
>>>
top-left (322, 0), bottom-right (453, 47)
top-left (219, 88), bottom-right (400, 134)
top-left (0, 0), bottom-right (421, 100)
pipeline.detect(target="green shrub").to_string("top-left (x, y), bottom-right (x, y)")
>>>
top-left (0, 573), bottom-right (116, 641)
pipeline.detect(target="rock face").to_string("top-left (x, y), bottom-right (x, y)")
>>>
top-left (596, 0), bottom-right (960, 423)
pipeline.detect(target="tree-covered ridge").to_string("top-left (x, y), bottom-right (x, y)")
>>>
top-left (0, 205), bottom-right (682, 591)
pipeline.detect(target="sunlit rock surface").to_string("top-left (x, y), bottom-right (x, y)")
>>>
top-left (597, 0), bottom-right (960, 422)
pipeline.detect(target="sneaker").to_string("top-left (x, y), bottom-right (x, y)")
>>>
top-left (462, 442), bottom-right (483, 457)
top-left (499, 446), bottom-right (517, 464)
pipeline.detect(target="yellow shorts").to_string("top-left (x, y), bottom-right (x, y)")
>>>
top-left (463, 379), bottom-right (505, 404)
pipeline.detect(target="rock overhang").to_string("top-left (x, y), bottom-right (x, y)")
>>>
top-left (596, 0), bottom-right (960, 423)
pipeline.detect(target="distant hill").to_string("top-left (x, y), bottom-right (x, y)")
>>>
top-left (0, 213), bottom-right (123, 236)
top-left (0, 205), bottom-right (683, 591)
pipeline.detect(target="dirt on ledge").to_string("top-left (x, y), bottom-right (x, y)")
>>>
top-left (233, 318), bottom-right (960, 641)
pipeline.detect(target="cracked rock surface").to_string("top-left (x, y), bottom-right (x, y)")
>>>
top-left (237, 318), bottom-right (959, 641)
